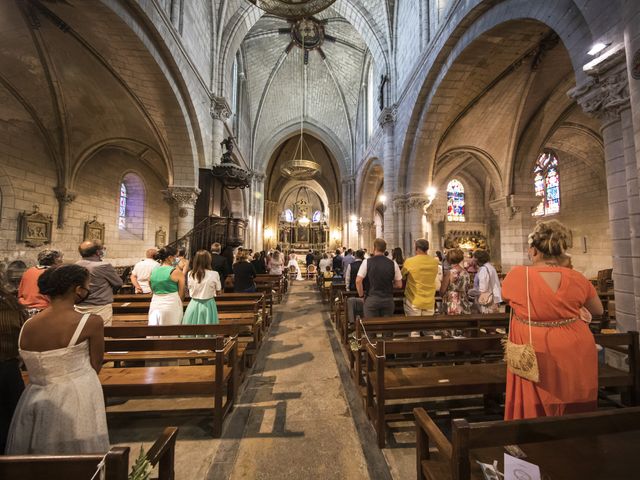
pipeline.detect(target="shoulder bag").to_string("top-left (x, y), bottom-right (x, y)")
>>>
top-left (502, 267), bottom-right (539, 383)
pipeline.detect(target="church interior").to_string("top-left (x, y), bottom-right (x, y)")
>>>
top-left (2, 0), bottom-right (640, 478)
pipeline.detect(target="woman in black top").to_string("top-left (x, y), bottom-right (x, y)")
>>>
top-left (233, 253), bottom-right (257, 293)
top-left (251, 252), bottom-right (266, 274)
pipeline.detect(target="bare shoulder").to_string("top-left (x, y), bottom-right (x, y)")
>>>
top-left (86, 314), bottom-right (105, 332)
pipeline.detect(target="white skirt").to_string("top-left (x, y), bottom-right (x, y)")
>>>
top-left (148, 292), bottom-right (183, 325)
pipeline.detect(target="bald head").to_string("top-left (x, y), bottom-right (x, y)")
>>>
top-left (146, 248), bottom-right (158, 259)
top-left (79, 239), bottom-right (103, 258)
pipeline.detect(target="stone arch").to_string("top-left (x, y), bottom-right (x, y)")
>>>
top-left (23, 0), bottom-right (205, 186)
top-left (257, 122), bottom-right (348, 179)
top-left (358, 157), bottom-right (384, 223)
top-left (434, 147), bottom-right (504, 199)
top-left (398, 0), bottom-right (594, 195)
top-left (71, 139), bottom-right (169, 189)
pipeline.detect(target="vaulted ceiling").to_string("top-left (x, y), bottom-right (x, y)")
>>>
top-left (213, 0), bottom-right (393, 174)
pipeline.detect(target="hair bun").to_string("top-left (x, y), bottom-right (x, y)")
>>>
top-left (531, 220), bottom-right (569, 257)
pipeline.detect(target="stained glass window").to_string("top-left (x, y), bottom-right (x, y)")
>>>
top-left (532, 151), bottom-right (560, 217)
top-left (283, 209), bottom-right (294, 223)
top-left (312, 210), bottom-right (322, 223)
top-left (118, 183), bottom-right (127, 229)
top-left (446, 179), bottom-right (465, 222)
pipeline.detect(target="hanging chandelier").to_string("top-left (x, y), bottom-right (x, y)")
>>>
top-left (280, 32), bottom-right (322, 181)
top-left (247, 0), bottom-right (336, 19)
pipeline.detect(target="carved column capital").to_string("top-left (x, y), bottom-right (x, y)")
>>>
top-left (406, 192), bottom-right (428, 212)
top-left (53, 186), bottom-right (76, 228)
top-left (162, 186), bottom-right (201, 207)
top-left (568, 48), bottom-right (630, 124)
top-left (54, 186), bottom-right (76, 204)
top-left (211, 96), bottom-right (232, 120)
top-left (378, 105), bottom-right (397, 127)
top-left (250, 170), bottom-right (266, 183)
top-left (392, 194), bottom-right (408, 213)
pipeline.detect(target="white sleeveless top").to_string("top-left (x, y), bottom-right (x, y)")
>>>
top-left (6, 314), bottom-right (110, 454)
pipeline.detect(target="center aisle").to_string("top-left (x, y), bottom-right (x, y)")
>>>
top-left (207, 280), bottom-right (387, 479)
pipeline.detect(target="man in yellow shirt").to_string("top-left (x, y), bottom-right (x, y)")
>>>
top-left (401, 238), bottom-right (440, 315)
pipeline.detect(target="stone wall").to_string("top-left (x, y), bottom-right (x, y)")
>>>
top-left (0, 111), bottom-right (170, 269)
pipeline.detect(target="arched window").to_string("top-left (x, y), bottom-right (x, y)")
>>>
top-left (532, 151), bottom-right (560, 216)
top-left (283, 209), bottom-right (294, 223)
top-left (366, 64), bottom-right (374, 139)
top-left (231, 55), bottom-right (239, 117)
top-left (118, 173), bottom-right (145, 239)
top-left (446, 179), bottom-right (465, 222)
top-left (118, 183), bottom-right (127, 229)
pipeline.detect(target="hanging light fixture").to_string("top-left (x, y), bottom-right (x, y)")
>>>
top-left (280, 30), bottom-right (322, 181)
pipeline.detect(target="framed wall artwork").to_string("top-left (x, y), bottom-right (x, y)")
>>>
top-left (84, 217), bottom-right (105, 242)
top-left (18, 205), bottom-right (53, 248)
top-left (155, 226), bottom-right (167, 247)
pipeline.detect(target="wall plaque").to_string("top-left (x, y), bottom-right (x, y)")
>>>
top-left (155, 226), bottom-right (167, 247)
top-left (18, 205), bottom-right (53, 248)
top-left (83, 216), bottom-right (105, 242)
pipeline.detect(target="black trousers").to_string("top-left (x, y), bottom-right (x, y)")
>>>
top-left (0, 358), bottom-right (24, 454)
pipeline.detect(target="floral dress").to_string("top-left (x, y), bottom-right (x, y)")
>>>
top-left (443, 265), bottom-right (472, 315)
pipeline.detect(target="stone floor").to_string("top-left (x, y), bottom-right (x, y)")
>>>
top-left (107, 280), bottom-right (405, 479)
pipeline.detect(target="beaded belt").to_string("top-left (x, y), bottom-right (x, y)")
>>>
top-left (514, 315), bottom-right (578, 327)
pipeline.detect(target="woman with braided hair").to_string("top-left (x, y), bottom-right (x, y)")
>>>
top-left (502, 220), bottom-right (603, 420)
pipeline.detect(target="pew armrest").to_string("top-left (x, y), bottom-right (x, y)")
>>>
top-left (414, 408), bottom-right (453, 461)
top-left (146, 427), bottom-right (178, 478)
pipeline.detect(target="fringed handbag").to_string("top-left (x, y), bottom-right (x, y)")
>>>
top-left (502, 267), bottom-right (539, 383)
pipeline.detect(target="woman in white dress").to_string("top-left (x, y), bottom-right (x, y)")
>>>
top-left (269, 251), bottom-right (284, 275)
top-left (149, 246), bottom-right (185, 325)
top-left (6, 264), bottom-right (109, 454)
top-left (287, 252), bottom-right (303, 281)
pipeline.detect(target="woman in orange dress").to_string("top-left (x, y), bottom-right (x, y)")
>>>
top-left (502, 220), bottom-right (603, 420)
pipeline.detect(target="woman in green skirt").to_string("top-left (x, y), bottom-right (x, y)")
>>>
top-left (183, 250), bottom-right (222, 326)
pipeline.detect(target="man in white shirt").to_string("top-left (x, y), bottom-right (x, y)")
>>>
top-left (356, 238), bottom-right (403, 318)
top-left (130, 248), bottom-right (159, 294)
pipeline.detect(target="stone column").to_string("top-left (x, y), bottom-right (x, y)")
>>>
top-left (489, 195), bottom-right (539, 272)
top-left (405, 193), bottom-right (428, 252)
top-left (341, 175), bottom-right (357, 247)
top-left (391, 194), bottom-right (407, 248)
top-left (248, 172), bottom-right (266, 251)
top-left (53, 186), bottom-right (76, 228)
top-left (263, 199), bottom-right (278, 250)
top-left (210, 96), bottom-right (231, 167)
top-left (570, 52), bottom-right (637, 331)
top-left (379, 106), bottom-right (398, 247)
top-left (624, 0), bottom-right (640, 175)
top-left (329, 202), bottom-right (342, 248)
top-left (163, 186), bottom-right (200, 242)
top-left (357, 220), bottom-right (374, 250)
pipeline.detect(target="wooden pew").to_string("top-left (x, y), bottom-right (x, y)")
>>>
top-left (365, 331), bottom-right (639, 448)
top-left (110, 310), bottom-right (261, 368)
top-left (104, 322), bottom-right (253, 368)
top-left (415, 406), bottom-right (640, 480)
top-left (113, 292), bottom-right (272, 324)
top-left (353, 313), bottom-right (509, 386)
top-left (0, 427), bottom-right (178, 480)
top-left (336, 289), bottom-right (406, 347)
top-left (101, 326), bottom-right (238, 437)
